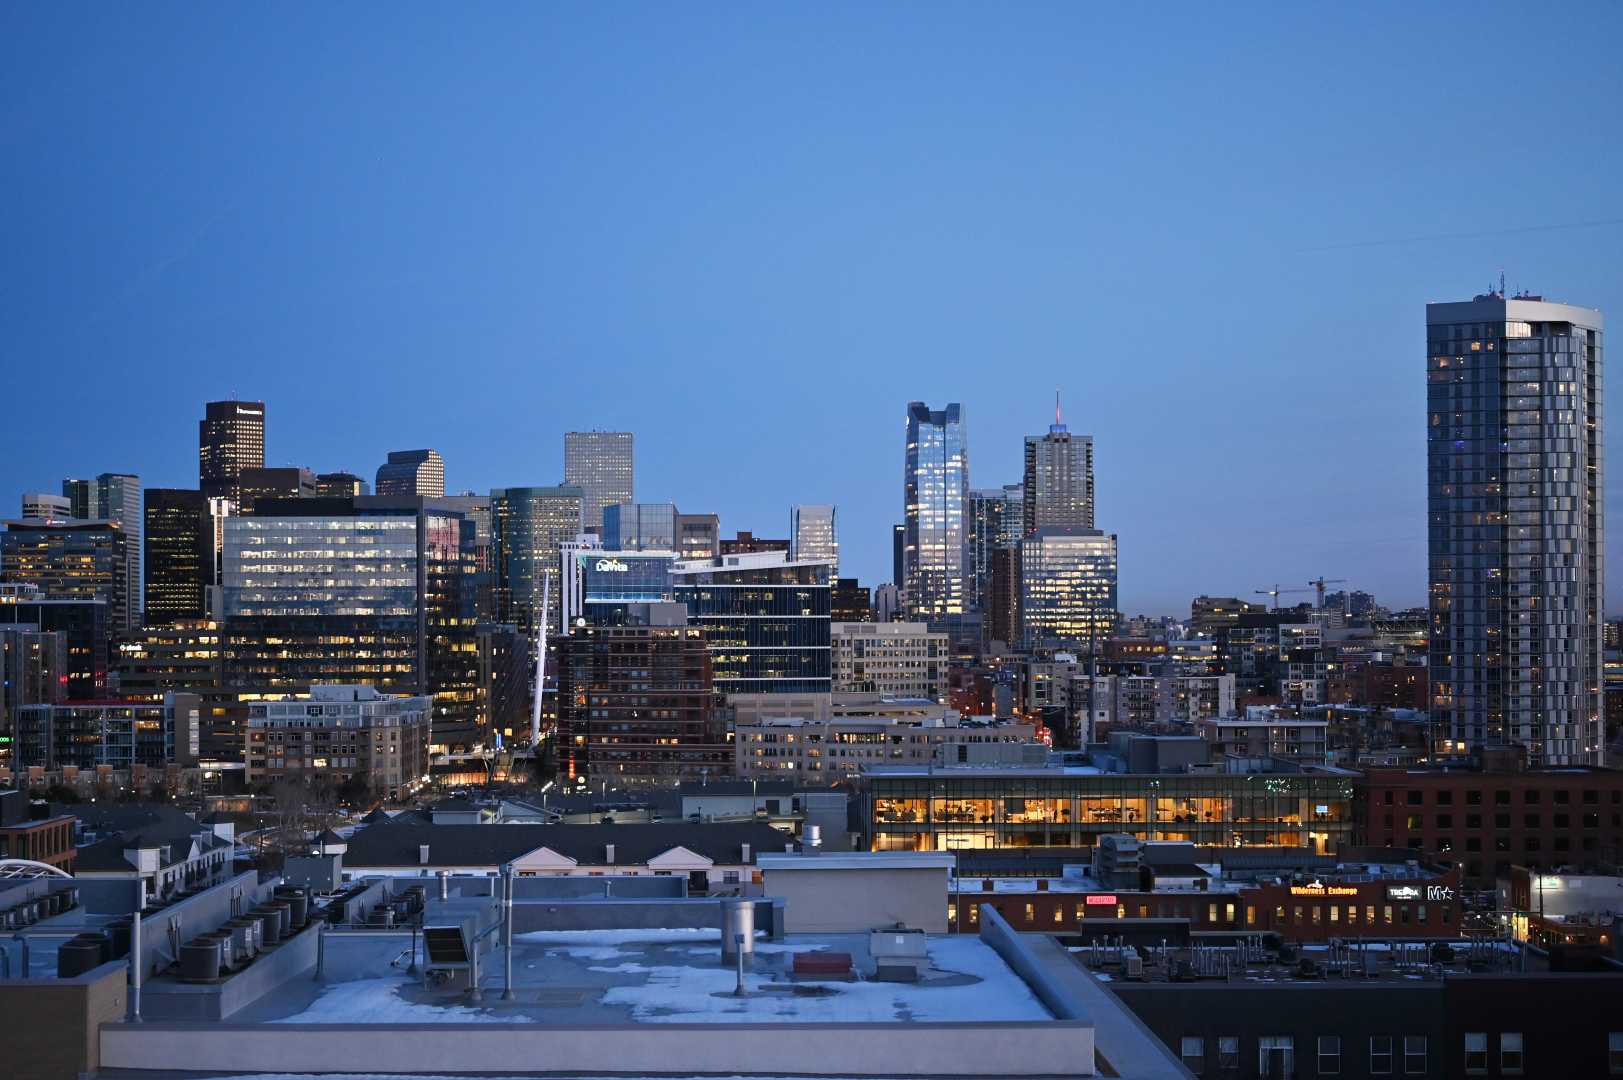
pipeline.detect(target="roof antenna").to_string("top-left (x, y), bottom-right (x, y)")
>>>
top-left (1055, 388), bottom-right (1061, 426)
top-left (1500, 269), bottom-right (1506, 297)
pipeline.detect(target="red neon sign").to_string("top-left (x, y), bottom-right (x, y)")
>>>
top-left (1085, 894), bottom-right (1117, 906)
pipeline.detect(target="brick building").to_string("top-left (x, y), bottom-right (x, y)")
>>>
top-left (1356, 757), bottom-right (1623, 888)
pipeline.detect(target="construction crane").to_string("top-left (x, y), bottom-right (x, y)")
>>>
top-left (1255, 584), bottom-right (1314, 611)
top-left (1308, 577), bottom-right (1348, 610)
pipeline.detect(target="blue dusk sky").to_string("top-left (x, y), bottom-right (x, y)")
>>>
top-left (4, 3), bottom-right (1622, 616)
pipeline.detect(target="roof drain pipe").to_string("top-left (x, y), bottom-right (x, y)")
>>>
top-left (501, 863), bottom-right (515, 1001)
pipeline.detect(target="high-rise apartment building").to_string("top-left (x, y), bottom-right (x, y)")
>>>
top-left (143, 488), bottom-right (209, 625)
top-left (1023, 409), bottom-right (1093, 534)
top-left (1427, 293), bottom-right (1605, 765)
top-left (489, 486), bottom-right (583, 631)
top-left (375, 449), bottom-right (445, 498)
top-left (791, 505), bottom-right (838, 573)
top-left (903, 402), bottom-right (970, 621)
top-left (563, 431), bottom-right (634, 533)
top-left (1018, 527), bottom-right (1117, 650)
top-left (199, 400), bottom-right (266, 503)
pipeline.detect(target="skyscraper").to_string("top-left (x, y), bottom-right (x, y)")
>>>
top-left (314, 471), bottom-right (369, 497)
top-left (969, 485), bottom-right (1023, 616)
top-left (1427, 293), bottom-right (1605, 765)
top-left (1, 519), bottom-right (129, 634)
top-left (489, 486), bottom-right (584, 631)
top-left (790, 504), bottom-right (838, 572)
top-left (199, 400), bottom-right (266, 503)
top-left (564, 431), bottom-right (634, 533)
top-left (903, 402), bottom-right (969, 621)
top-left (891, 524), bottom-right (905, 588)
top-left (96, 473), bottom-right (141, 631)
top-left (221, 496), bottom-right (478, 743)
top-left (376, 449), bottom-right (445, 498)
top-left (143, 488), bottom-right (208, 625)
top-left (21, 493), bottom-right (71, 522)
top-left (1023, 401), bottom-right (1093, 534)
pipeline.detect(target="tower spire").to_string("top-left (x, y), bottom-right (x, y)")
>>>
top-left (1055, 388), bottom-right (1061, 426)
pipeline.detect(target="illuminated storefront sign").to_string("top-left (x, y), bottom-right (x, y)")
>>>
top-left (1085, 894), bottom-right (1117, 906)
top-left (1386, 885), bottom-right (1421, 901)
top-left (1290, 879), bottom-right (1358, 897)
top-left (595, 559), bottom-right (630, 572)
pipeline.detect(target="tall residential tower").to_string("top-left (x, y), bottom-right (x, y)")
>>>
top-left (1427, 293), bottom-right (1604, 765)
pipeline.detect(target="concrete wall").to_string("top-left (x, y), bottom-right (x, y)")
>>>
top-left (765, 865), bottom-right (948, 933)
top-left (509, 896), bottom-right (784, 938)
top-left (0, 961), bottom-right (125, 1080)
top-left (141, 919), bottom-right (321, 1021)
top-left (102, 1018), bottom-right (1092, 1078)
top-left (977, 905), bottom-right (1088, 1021)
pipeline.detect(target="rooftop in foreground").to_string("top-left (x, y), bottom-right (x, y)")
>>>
top-left (231, 928), bottom-right (1050, 1026)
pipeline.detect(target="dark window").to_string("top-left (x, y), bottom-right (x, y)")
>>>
top-left (1495, 814), bottom-right (1510, 829)
top-left (1495, 791), bottom-right (1511, 805)
top-left (1467, 791), bottom-right (1482, 806)
top-left (1466, 813), bottom-right (1482, 829)
top-left (1585, 813), bottom-right (1599, 828)
top-left (1584, 790), bottom-right (1599, 804)
top-left (1555, 790), bottom-right (1570, 804)
top-left (1407, 790), bottom-right (1423, 805)
top-left (1524, 814), bottom-right (1541, 828)
top-left (1436, 814), bottom-right (1452, 829)
top-left (1466, 838), bottom-right (1482, 852)
top-left (1436, 790), bottom-right (1453, 805)
top-left (1555, 814), bottom-right (1570, 828)
top-left (1524, 790), bottom-right (1540, 804)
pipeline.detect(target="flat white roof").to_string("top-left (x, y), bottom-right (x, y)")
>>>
top-left (758, 852), bottom-right (956, 871)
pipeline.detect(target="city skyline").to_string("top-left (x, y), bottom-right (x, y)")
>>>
top-left (6, 6), bottom-right (1623, 615)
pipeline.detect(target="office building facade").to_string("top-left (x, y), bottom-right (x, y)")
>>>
top-left (143, 488), bottom-right (209, 625)
top-left (903, 402), bottom-right (970, 622)
top-left (675, 512), bottom-right (720, 559)
top-left (603, 502), bottom-right (676, 552)
top-left (790, 504), bottom-right (838, 573)
top-left (314, 471), bottom-right (369, 498)
top-left (490, 486), bottom-right (583, 631)
top-left (236, 466), bottom-right (316, 512)
top-left (375, 449), bottom-right (445, 498)
top-left (969, 484), bottom-right (1023, 617)
top-left (719, 531), bottom-right (789, 556)
top-left (199, 399), bottom-right (266, 503)
top-left (672, 551), bottom-right (832, 697)
top-left (221, 497), bottom-right (477, 739)
top-left (831, 621), bottom-right (948, 701)
top-left (0, 584), bottom-right (110, 699)
top-left (563, 431), bottom-right (634, 532)
top-left (1, 519), bottom-right (130, 635)
top-left (1023, 419), bottom-right (1094, 533)
top-left (1019, 528), bottom-right (1117, 650)
top-left (61, 473), bottom-right (141, 632)
top-left (21, 493), bottom-right (71, 522)
top-left (1426, 295), bottom-right (1605, 764)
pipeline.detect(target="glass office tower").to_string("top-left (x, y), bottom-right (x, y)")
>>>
top-left (603, 502), bottom-right (676, 552)
top-left (1427, 294), bottom-right (1605, 765)
top-left (790, 504), bottom-right (838, 573)
top-left (490, 486), bottom-right (584, 631)
top-left (143, 488), bottom-right (208, 625)
top-left (903, 402), bottom-right (970, 622)
top-left (969, 485), bottom-right (1023, 617)
top-left (199, 400), bottom-right (266, 503)
top-left (62, 473), bottom-right (141, 632)
top-left (222, 497), bottom-right (477, 743)
top-left (564, 431), bottom-right (634, 532)
top-left (1018, 527), bottom-right (1117, 650)
top-left (672, 552), bottom-right (831, 696)
top-left (376, 449), bottom-right (445, 498)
